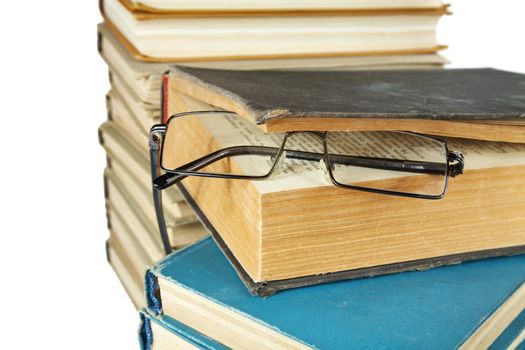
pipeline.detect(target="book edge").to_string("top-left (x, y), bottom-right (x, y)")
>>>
top-left (177, 182), bottom-right (525, 296)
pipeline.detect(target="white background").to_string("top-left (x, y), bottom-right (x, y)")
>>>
top-left (0, 1), bottom-right (523, 349)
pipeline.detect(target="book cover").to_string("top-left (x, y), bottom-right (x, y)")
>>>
top-left (101, 0), bottom-right (444, 62)
top-left (167, 66), bottom-right (525, 141)
top-left (146, 237), bottom-right (525, 349)
top-left (98, 21), bottom-right (446, 79)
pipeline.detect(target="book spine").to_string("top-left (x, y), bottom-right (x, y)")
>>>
top-left (139, 310), bottom-right (229, 350)
top-left (145, 270), bottom-right (163, 315)
top-left (138, 312), bottom-right (153, 350)
top-left (162, 71), bottom-right (170, 124)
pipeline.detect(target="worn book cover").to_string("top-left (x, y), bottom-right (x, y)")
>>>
top-left (146, 237), bottom-right (525, 349)
top-left (167, 67), bottom-right (525, 142)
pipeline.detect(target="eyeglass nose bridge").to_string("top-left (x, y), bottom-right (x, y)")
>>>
top-left (285, 130), bottom-right (327, 139)
top-left (267, 150), bottom-right (288, 179)
top-left (266, 131), bottom-right (332, 180)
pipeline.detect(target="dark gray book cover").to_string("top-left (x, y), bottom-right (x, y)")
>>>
top-left (170, 66), bottom-right (525, 123)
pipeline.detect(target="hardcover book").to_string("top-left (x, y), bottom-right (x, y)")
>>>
top-left (106, 239), bottom-right (145, 308)
top-left (107, 82), bottom-right (160, 143)
top-left (104, 166), bottom-right (204, 260)
top-left (104, 165), bottom-right (207, 308)
top-left (101, 0), bottom-right (446, 61)
top-left (161, 69), bottom-right (525, 293)
top-left (97, 21), bottom-right (447, 96)
top-left (146, 237), bottom-right (525, 349)
top-left (99, 121), bottom-right (198, 227)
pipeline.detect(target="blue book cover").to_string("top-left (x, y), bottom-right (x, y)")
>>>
top-left (139, 310), bottom-right (228, 350)
top-left (147, 237), bottom-right (525, 350)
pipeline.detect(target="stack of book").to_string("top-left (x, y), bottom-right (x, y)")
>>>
top-left (97, 0), bottom-right (525, 348)
top-left (140, 67), bottom-right (525, 348)
top-left (97, 0), bottom-right (450, 307)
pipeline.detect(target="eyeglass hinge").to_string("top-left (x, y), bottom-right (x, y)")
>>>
top-left (447, 150), bottom-right (464, 177)
top-left (149, 124), bottom-right (167, 150)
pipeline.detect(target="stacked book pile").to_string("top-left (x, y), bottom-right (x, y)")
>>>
top-left (97, 0), bottom-right (449, 307)
top-left (144, 67), bottom-right (525, 349)
top-left (97, 0), bottom-right (525, 348)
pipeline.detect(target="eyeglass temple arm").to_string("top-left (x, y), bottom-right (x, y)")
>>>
top-left (154, 145), bottom-right (464, 191)
top-left (149, 125), bottom-right (173, 255)
top-left (152, 145), bottom-right (276, 190)
top-left (284, 149), bottom-right (463, 176)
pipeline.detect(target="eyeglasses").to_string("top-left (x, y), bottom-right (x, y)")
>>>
top-left (149, 110), bottom-right (464, 254)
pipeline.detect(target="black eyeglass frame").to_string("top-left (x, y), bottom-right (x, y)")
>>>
top-left (149, 110), bottom-right (464, 254)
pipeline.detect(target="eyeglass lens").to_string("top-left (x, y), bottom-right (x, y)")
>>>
top-left (161, 112), bottom-right (448, 196)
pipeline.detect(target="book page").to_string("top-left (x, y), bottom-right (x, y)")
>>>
top-left (197, 113), bottom-right (525, 193)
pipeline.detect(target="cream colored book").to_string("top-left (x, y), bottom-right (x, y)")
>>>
top-left (105, 167), bottom-right (207, 309)
top-left (108, 201), bottom-right (154, 279)
top-left (105, 167), bottom-right (206, 257)
top-left (102, 0), bottom-right (446, 61)
top-left (106, 239), bottom-right (145, 309)
top-left (106, 196), bottom-right (205, 310)
top-left (106, 167), bottom-right (164, 261)
top-left (100, 121), bottom-right (198, 226)
top-left (98, 22), bottom-right (447, 103)
top-left (106, 85), bottom-right (159, 153)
